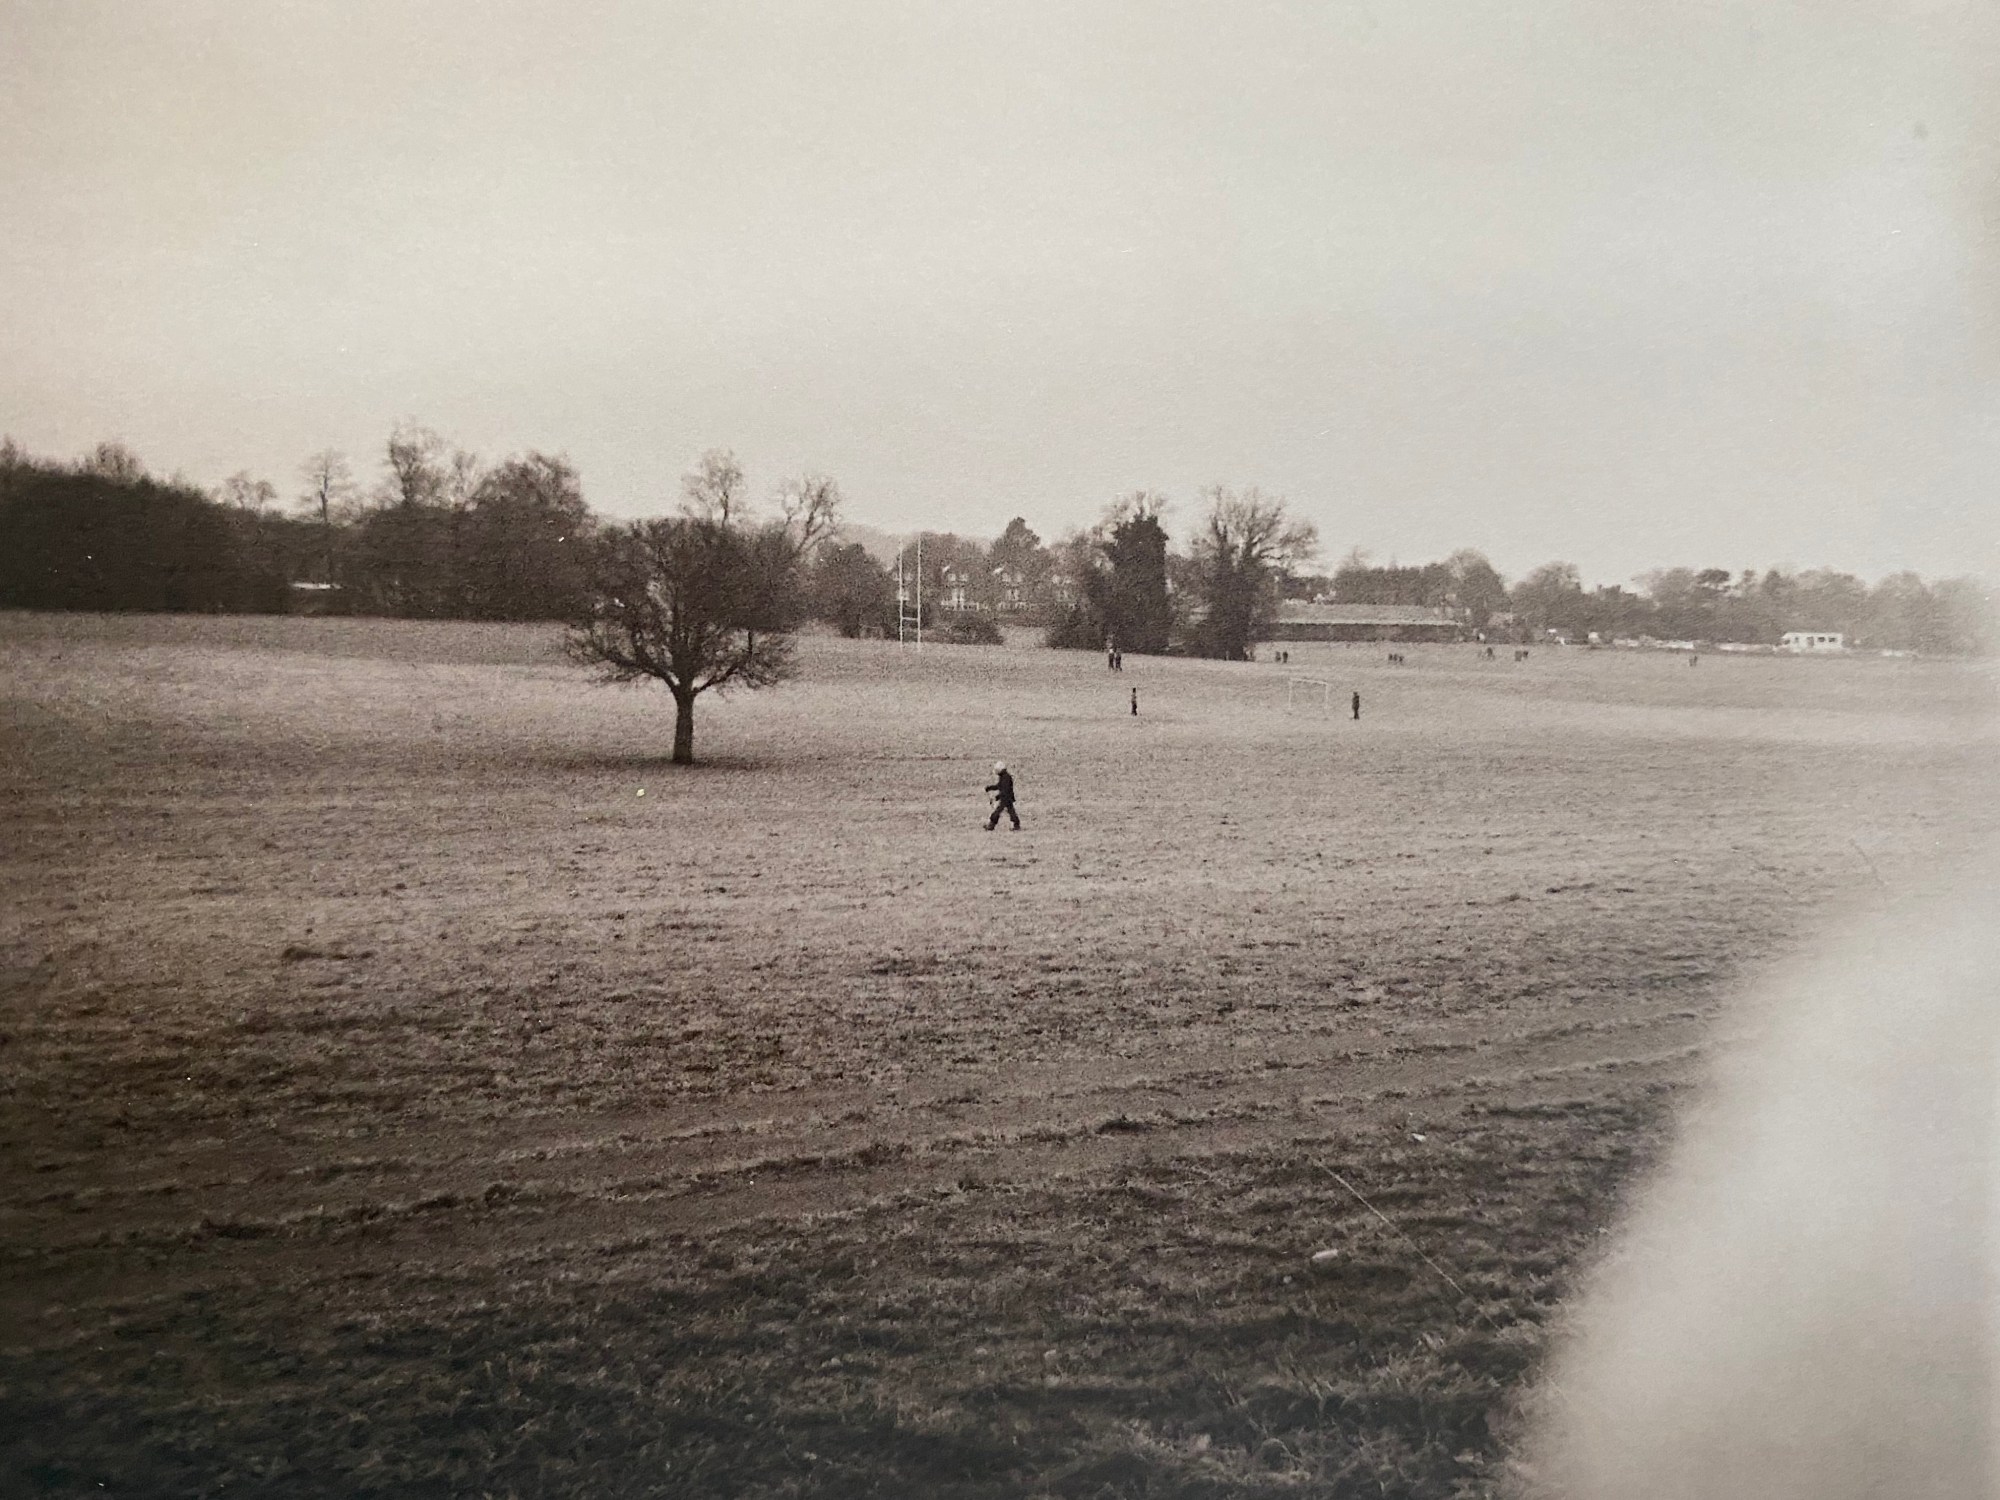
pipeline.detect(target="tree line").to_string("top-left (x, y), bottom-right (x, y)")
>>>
top-left (3, 432), bottom-right (1991, 660)
top-left (0, 434), bottom-right (1320, 661)
top-left (0, 432), bottom-right (596, 622)
top-left (1528, 563), bottom-right (1993, 654)
top-left (1320, 554), bottom-right (1995, 654)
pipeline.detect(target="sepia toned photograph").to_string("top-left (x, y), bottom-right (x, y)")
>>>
top-left (3, 4), bottom-right (1996, 1496)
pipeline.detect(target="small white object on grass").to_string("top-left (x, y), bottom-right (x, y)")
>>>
top-left (637, 788), bottom-right (646, 797)
top-left (1310, 1248), bottom-right (1340, 1271)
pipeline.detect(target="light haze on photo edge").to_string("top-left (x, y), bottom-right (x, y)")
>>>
top-left (0, 0), bottom-right (1996, 585)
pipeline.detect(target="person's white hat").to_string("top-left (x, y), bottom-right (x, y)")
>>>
top-left (994, 761), bottom-right (1006, 772)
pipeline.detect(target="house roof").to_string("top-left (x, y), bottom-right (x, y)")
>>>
top-left (1279, 602), bottom-right (1461, 626)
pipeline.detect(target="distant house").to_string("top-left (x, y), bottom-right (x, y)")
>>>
top-left (939, 566), bottom-right (974, 612)
top-left (1270, 602), bottom-right (1467, 643)
top-left (992, 565), bottom-right (1029, 614)
top-left (1781, 631), bottom-right (1846, 653)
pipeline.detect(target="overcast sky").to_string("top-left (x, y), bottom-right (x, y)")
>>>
top-left (3, 1), bottom-right (1995, 585)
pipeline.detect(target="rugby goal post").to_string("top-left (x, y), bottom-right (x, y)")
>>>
top-left (895, 534), bottom-right (924, 648)
top-left (1286, 676), bottom-right (1332, 714)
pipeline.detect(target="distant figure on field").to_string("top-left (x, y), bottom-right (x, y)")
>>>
top-left (985, 761), bottom-right (1020, 831)
top-left (1130, 687), bottom-right (1139, 716)
top-left (1351, 690), bottom-right (1361, 721)
top-left (1690, 653), bottom-right (1700, 667)
top-left (1107, 642), bottom-right (1117, 670)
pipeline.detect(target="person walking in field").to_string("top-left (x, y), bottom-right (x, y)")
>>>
top-left (1351, 690), bottom-right (1361, 721)
top-left (985, 761), bottom-right (1020, 830)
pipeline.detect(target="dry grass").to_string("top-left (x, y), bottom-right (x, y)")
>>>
top-left (2, 613), bottom-right (1994, 1497)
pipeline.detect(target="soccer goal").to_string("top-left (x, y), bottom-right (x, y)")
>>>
top-left (1286, 676), bottom-right (1333, 714)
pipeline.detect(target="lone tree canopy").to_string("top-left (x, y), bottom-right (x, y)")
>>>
top-left (1187, 486), bottom-right (1318, 660)
top-left (567, 451), bottom-right (838, 763)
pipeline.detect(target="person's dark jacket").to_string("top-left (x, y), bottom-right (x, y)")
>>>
top-left (986, 770), bottom-right (1015, 805)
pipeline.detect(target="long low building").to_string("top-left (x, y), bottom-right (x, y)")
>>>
top-left (1269, 602), bottom-right (1469, 643)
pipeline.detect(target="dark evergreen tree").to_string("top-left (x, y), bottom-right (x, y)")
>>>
top-left (810, 542), bottom-right (897, 637)
top-left (1099, 495), bottom-right (1173, 653)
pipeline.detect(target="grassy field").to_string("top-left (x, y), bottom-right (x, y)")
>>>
top-left (2, 612), bottom-right (1995, 1498)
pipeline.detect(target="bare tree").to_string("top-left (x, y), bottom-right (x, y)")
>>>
top-left (455, 453), bottom-right (593, 620)
top-left (568, 454), bottom-right (839, 763)
top-left (80, 442), bottom-right (146, 483)
top-left (775, 472), bottom-right (842, 543)
top-left (1444, 548), bottom-right (1509, 628)
top-left (379, 423), bottom-right (480, 510)
top-left (220, 471), bottom-right (277, 512)
top-left (1516, 561), bottom-right (1588, 637)
top-left (1187, 486), bottom-right (1318, 659)
top-left (298, 450), bottom-right (355, 527)
top-left (297, 449), bottom-right (355, 590)
top-left (681, 448), bottom-right (746, 522)
top-left (350, 425), bottom-right (481, 616)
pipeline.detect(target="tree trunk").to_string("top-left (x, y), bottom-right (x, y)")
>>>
top-left (671, 689), bottom-right (696, 764)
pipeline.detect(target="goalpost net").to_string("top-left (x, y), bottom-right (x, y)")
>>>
top-left (1286, 677), bottom-right (1333, 714)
